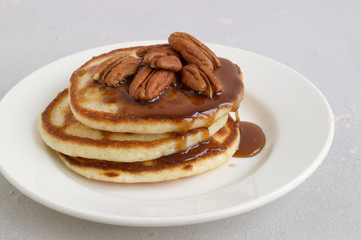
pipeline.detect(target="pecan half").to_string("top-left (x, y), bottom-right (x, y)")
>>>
top-left (92, 54), bottom-right (141, 87)
top-left (168, 32), bottom-right (221, 71)
top-left (136, 45), bottom-right (182, 72)
top-left (181, 64), bottom-right (223, 98)
top-left (143, 48), bottom-right (182, 72)
top-left (235, 64), bottom-right (243, 81)
top-left (129, 66), bottom-right (175, 100)
top-left (135, 44), bottom-right (170, 58)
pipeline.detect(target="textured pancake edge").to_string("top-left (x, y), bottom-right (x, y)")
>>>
top-left (40, 89), bottom-right (229, 162)
top-left (57, 118), bottom-right (240, 183)
top-left (69, 102), bottom-right (233, 134)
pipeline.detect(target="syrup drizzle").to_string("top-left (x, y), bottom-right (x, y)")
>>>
top-left (87, 58), bottom-right (243, 121)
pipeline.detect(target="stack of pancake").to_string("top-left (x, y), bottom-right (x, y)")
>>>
top-left (39, 34), bottom-right (244, 183)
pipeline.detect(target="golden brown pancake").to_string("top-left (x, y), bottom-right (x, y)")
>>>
top-left (39, 89), bottom-right (228, 162)
top-left (58, 116), bottom-right (240, 183)
top-left (69, 45), bottom-right (244, 134)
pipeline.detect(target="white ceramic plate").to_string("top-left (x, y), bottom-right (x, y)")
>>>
top-left (0, 41), bottom-right (334, 226)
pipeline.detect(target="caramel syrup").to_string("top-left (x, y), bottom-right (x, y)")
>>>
top-left (233, 111), bottom-right (266, 157)
top-left (85, 58), bottom-right (243, 123)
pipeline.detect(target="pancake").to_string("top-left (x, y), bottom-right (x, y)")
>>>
top-left (69, 45), bottom-right (244, 134)
top-left (58, 116), bottom-right (240, 183)
top-left (40, 89), bottom-right (228, 162)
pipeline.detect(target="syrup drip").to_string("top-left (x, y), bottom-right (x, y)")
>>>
top-left (233, 111), bottom-right (266, 158)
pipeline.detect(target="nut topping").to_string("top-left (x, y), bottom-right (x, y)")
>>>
top-left (135, 44), bottom-right (171, 58)
top-left (235, 64), bottom-right (243, 81)
top-left (168, 32), bottom-right (221, 71)
top-left (181, 64), bottom-right (223, 98)
top-left (143, 47), bottom-right (182, 72)
top-left (92, 32), bottom-right (226, 101)
top-left (129, 66), bottom-right (175, 101)
top-left (92, 54), bottom-right (141, 87)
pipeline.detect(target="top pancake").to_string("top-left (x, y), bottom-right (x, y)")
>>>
top-left (69, 45), bottom-right (244, 134)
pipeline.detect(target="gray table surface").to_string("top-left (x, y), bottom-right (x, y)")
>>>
top-left (1, 0), bottom-right (360, 239)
